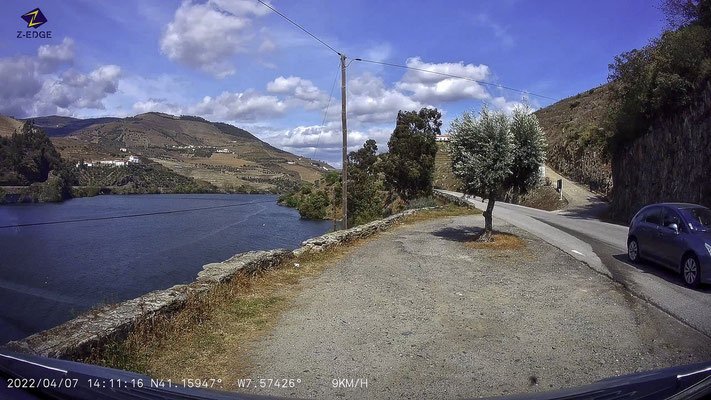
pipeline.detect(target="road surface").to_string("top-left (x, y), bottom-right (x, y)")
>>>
top-left (436, 189), bottom-right (711, 338)
top-left (239, 215), bottom-right (711, 399)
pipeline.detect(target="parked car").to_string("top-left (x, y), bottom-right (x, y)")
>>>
top-left (627, 203), bottom-right (711, 287)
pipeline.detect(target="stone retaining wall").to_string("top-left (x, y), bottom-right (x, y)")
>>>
top-left (433, 190), bottom-right (471, 207)
top-left (4, 207), bottom-right (430, 360)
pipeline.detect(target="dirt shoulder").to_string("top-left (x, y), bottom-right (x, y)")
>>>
top-left (237, 215), bottom-right (711, 399)
top-left (545, 165), bottom-right (609, 218)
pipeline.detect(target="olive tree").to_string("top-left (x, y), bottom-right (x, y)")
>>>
top-left (508, 105), bottom-right (547, 199)
top-left (449, 106), bottom-right (546, 241)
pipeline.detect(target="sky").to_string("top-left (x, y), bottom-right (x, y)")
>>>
top-left (0, 0), bottom-right (666, 167)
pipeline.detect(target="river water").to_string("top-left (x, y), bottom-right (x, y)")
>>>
top-left (0, 194), bottom-right (332, 345)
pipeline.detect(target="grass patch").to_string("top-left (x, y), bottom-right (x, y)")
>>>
top-left (82, 238), bottom-right (373, 390)
top-left (466, 233), bottom-right (526, 250)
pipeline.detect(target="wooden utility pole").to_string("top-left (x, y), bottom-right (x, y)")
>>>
top-left (340, 53), bottom-right (348, 230)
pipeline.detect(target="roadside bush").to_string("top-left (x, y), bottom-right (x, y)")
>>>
top-left (607, 5), bottom-right (711, 153)
top-left (325, 171), bottom-right (340, 185)
top-left (72, 186), bottom-right (102, 198)
top-left (405, 196), bottom-right (438, 210)
top-left (298, 191), bottom-right (329, 219)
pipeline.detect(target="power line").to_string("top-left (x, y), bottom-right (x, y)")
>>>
top-left (353, 58), bottom-right (560, 102)
top-left (0, 199), bottom-right (275, 229)
top-left (255, 1), bottom-right (557, 101)
top-left (312, 61), bottom-right (341, 160)
top-left (256, 0), bottom-right (341, 55)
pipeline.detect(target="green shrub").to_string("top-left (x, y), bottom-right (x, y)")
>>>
top-left (298, 191), bottom-right (329, 219)
top-left (405, 196), bottom-right (438, 210)
top-left (607, 14), bottom-right (711, 152)
top-left (325, 171), bottom-right (340, 185)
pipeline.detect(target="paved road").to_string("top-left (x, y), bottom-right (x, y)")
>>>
top-left (240, 216), bottom-right (711, 399)
top-left (436, 189), bottom-right (711, 338)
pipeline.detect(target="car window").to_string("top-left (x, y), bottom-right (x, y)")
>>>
top-left (644, 207), bottom-right (661, 225)
top-left (662, 208), bottom-right (681, 229)
top-left (680, 207), bottom-right (711, 232)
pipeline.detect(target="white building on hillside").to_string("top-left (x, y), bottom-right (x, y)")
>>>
top-left (98, 160), bottom-right (127, 167)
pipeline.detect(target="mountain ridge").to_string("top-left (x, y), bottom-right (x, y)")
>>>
top-left (2, 112), bottom-right (332, 193)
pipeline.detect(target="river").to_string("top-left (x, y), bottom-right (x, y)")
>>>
top-left (0, 194), bottom-right (332, 345)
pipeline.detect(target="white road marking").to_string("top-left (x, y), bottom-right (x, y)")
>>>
top-left (0, 353), bottom-right (68, 374)
top-left (571, 250), bottom-right (585, 256)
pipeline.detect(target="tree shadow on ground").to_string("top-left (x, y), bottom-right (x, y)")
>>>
top-left (431, 226), bottom-right (517, 243)
top-left (431, 226), bottom-right (484, 242)
top-left (611, 254), bottom-right (711, 293)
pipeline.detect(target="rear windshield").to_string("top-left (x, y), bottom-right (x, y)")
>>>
top-left (680, 207), bottom-right (711, 232)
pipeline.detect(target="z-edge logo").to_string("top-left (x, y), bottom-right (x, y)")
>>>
top-left (21, 8), bottom-right (48, 29)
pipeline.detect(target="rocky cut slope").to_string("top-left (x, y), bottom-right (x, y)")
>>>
top-left (610, 82), bottom-right (711, 222)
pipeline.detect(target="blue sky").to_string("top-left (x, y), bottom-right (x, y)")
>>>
top-left (0, 0), bottom-right (666, 166)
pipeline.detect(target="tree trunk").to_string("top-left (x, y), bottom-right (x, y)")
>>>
top-left (478, 192), bottom-right (496, 242)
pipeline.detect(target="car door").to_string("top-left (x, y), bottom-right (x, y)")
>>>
top-left (638, 206), bottom-right (662, 260)
top-left (657, 207), bottom-right (685, 270)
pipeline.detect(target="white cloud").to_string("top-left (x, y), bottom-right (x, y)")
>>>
top-left (189, 90), bottom-right (287, 121)
top-left (473, 14), bottom-right (514, 48)
top-left (132, 99), bottom-right (184, 115)
top-left (362, 43), bottom-right (392, 62)
top-left (267, 76), bottom-right (326, 109)
top-left (258, 38), bottom-right (276, 53)
top-left (37, 38), bottom-right (75, 72)
top-left (160, 0), bottom-right (271, 78)
top-left (347, 74), bottom-right (424, 123)
top-left (0, 38), bottom-right (120, 117)
top-left (210, 0), bottom-right (271, 17)
top-left (396, 57), bottom-right (491, 103)
top-left (265, 123), bottom-right (392, 166)
top-left (490, 96), bottom-right (528, 115)
top-left (34, 65), bottom-right (121, 115)
top-left (0, 57), bottom-right (41, 100)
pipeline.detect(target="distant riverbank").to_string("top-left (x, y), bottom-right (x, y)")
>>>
top-left (0, 183), bottom-right (288, 205)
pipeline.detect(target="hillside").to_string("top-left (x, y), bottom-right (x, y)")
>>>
top-left (28, 116), bottom-right (122, 137)
top-left (533, 84), bottom-right (614, 197)
top-left (25, 112), bottom-right (332, 193)
top-left (0, 116), bottom-right (23, 137)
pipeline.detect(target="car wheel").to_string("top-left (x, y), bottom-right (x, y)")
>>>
top-left (628, 238), bottom-right (640, 263)
top-left (682, 254), bottom-right (701, 288)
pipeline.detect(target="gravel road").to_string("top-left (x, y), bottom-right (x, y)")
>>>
top-left (239, 215), bottom-right (711, 399)
top-left (544, 165), bottom-right (608, 218)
